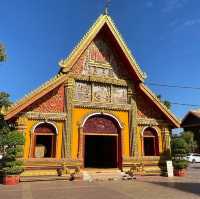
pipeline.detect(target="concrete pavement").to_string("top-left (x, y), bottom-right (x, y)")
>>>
top-left (0, 164), bottom-right (200, 199)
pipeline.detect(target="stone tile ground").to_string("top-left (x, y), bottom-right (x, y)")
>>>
top-left (0, 164), bottom-right (200, 199)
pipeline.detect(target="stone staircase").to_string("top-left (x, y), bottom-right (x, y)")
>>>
top-left (123, 157), bottom-right (163, 176)
top-left (21, 159), bottom-right (81, 180)
top-left (21, 159), bottom-right (62, 177)
top-left (82, 169), bottom-right (122, 181)
top-left (143, 158), bottom-right (163, 176)
top-left (19, 158), bottom-right (164, 182)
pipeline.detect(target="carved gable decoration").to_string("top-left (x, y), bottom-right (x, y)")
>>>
top-left (71, 36), bottom-right (130, 80)
top-left (75, 81), bottom-right (128, 105)
top-left (83, 115), bottom-right (118, 134)
top-left (137, 92), bottom-right (163, 120)
top-left (75, 82), bottom-right (91, 102)
top-left (112, 86), bottom-right (127, 104)
top-left (25, 85), bottom-right (64, 113)
top-left (93, 83), bottom-right (111, 103)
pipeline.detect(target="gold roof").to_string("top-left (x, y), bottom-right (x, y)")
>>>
top-left (5, 13), bottom-right (180, 127)
top-left (59, 14), bottom-right (146, 81)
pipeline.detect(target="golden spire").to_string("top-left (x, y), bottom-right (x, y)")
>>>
top-left (103, 0), bottom-right (111, 15)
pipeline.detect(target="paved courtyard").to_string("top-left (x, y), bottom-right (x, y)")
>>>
top-left (0, 164), bottom-right (200, 199)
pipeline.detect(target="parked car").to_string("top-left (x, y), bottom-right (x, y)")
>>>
top-left (184, 153), bottom-right (200, 163)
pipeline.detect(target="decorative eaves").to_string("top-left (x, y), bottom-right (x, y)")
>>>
top-left (139, 83), bottom-right (180, 128)
top-left (5, 73), bottom-right (67, 120)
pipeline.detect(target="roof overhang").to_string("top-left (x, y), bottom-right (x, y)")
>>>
top-left (5, 74), bottom-right (67, 121)
top-left (139, 83), bottom-right (180, 128)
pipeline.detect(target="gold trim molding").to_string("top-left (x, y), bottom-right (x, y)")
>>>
top-left (137, 117), bottom-right (168, 126)
top-left (25, 112), bottom-right (66, 121)
top-left (74, 102), bottom-right (131, 111)
top-left (72, 74), bottom-right (129, 87)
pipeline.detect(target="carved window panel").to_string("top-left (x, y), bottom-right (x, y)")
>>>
top-left (83, 115), bottom-right (119, 134)
top-left (112, 86), bottom-right (128, 104)
top-left (92, 83), bottom-right (111, 103)
top-left (83, 63), bottom-right (115, 78)
top-left (75, 81), bottom-right (91, 102)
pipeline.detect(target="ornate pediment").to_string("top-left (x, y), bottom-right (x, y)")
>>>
top-left (74, 81), bottom-right (128, 106)
top-left (71, 37), bottom-right (130, 81)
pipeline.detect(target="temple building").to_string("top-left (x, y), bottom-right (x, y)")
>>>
top-left (5, 13), bottom-right (180, 176)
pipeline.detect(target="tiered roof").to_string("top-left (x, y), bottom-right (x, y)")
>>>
top-left (5, 12), bottom-right (180, 127)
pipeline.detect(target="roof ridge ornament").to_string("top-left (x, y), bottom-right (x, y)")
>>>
top-left (103, 0), bottom-right (111, 15)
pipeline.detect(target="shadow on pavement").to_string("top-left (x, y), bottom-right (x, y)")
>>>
top-left (190, 167), bottom-right (200, 170)
top-left (148, 181), bottom-right (200, 196)
top-left (189, 165), bottom-right (200, 169)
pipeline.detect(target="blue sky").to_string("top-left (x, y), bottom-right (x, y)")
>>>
top-left (0, 0), bottom-right (200, 119)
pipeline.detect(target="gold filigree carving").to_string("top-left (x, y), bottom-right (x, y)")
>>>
top-left (74, 102), bottom-right (131, 111)
top-left (137, 118), bottom-right (167, 126)
top-left (25, 112), bottom-right (66, 121)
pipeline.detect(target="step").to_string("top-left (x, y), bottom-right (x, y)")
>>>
top-left (143, 166), bottom-right (162, 176)
top-left (82, 169), bottom-right (122, 181)
top-left (21, 169), bottom-right (58, 177)
top-left (20, 175), bottom-right (70, 182)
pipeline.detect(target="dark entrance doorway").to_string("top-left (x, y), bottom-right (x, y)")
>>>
top-left (33, 123), bottom-right (56, 158)
top-left (144, 137), bottom-right (155, 156)
top-left (35, 135), bottom-right (55, 157)
top-left (82, 114), bottom-right (121, 168)
top-left (143, 127), bottom-right (159, 156)
top-left (84, 135), bottom-right (117, 168)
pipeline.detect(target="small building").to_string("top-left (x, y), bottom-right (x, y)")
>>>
top-left (5, 12), bottom-right (180, 176)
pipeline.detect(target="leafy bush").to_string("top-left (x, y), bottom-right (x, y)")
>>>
top-left (171, 138), bottom-right (188, 170)
top-left (0, 129), bottom-right (25, 176)
top-left (173, 160), bottom-right (188, 170)
top-left (171, 138), bottom-right (188, 159)
top-left (2, 166), bottom-right (24, 175)
top-left (180, 131), bottom-right (198, 153)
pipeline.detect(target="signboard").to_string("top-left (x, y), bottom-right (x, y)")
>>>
top-left (35, 145), bottom-right (45, 158)
top-left (166, 160), bottom-right (174, 177)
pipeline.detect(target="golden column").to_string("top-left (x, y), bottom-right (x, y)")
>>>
top-left (127, 84), bottom-right (137, 158)
top-left (64, 78), bottom-right (75, 159)
top-left (16, 116), bottom-right (27, 158)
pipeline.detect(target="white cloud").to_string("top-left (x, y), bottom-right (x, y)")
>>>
top-left (183, 19), bottom-right (200, 27)
top-left (162, 0), bottom-right (188, 13)
top-left (173, 18), bottom-right (200, 32)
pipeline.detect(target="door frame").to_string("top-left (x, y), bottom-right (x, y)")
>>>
top-left (78, 113), bottom-right (124, 170)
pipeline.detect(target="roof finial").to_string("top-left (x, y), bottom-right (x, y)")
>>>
top-left (103, 0), bottom-right (111, 15)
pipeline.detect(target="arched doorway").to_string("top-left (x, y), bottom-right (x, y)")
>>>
top-left (82, 114), bottom-right (122, 168)
top-left (32, 123), bottom-right (57, 158)
top-left (143, 127), bottom-right (159, 156)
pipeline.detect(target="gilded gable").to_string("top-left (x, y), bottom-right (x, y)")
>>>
top-left (71, 36), bottom-right (130, 80)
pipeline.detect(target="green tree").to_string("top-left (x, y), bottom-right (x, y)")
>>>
top-left (0, 92), bottom-right (12, 154)
top-left (1, 130), bottom-right (25, 175)
top-left (171, 138), bottom-right (188, 159)
top-left (156, 94), bottom-right (171, 109)
top-left (180, 131), bottom-right (197, 153)
top-left (0, 92), bottom-right (11, 134)
top-left (0, 92), bottom-right (11, 109)
top-left (0, 44), bottom-right (6, 62)
top-left (163, 100), bottom-right (171, 109)
top-left (0, 92), bottom-right (24, 176)
top-left (171, 137), bottom-right (188, 169)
